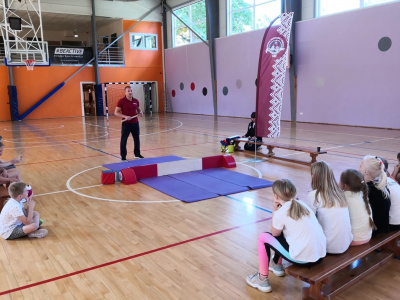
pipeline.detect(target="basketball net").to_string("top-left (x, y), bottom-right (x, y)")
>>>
top-left (24, 60), bottom-right (36, 71)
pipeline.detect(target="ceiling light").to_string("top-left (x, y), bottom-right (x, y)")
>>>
top-left (73, 30), bottom-right (78, 38)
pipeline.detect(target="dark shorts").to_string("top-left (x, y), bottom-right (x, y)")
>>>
top-left (6, 224), bottom-right (26, 240)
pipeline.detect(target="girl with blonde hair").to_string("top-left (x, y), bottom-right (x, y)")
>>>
top-left (340, 169), bottom-right (376, 245)
top-left (306, 161), bottom-right (353, 254)
top-left (246, 179), bottom-right (326, 293)
top-left (359, 155), bottom-right (390, 234)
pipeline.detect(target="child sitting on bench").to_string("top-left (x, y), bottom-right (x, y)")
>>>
top-left (391, 153), bottom-right (400, 184)
top-left (246, 179), bottom-right (326, 293)
top-left (339, 169), bottom-right (376, 246)
top-left (359, 155), bottom-right (390, 235)
top-left (240, 112), bottom-right (263, 151)
top-left (381, 157), bottom-right (400, 231)
top-left (306, 161), bottom-right (353, 254)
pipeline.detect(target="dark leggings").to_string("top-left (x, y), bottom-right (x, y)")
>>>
top-left (120, 122), bottom-right (140, 159)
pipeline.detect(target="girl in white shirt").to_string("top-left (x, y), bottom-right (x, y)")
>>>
top-left (381, 157), bottom-right (400, 231)
top-left (306, 161), bottom-right (353, 254)
top-left (246, 179), bottom-right (326, 293)
top-left (339, 169), bottom-right (376, 246)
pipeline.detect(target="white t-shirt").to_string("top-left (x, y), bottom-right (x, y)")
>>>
top-left (0, 198), bottom-right (24, 239)
top-left (273, 200), bottom-right (326, 262)
top-left (306, 190), bottom-right (353, 254)
top-left (344, 191), bottom-right (372, 242)
top-left (388, 177), bottom-right (400, 225)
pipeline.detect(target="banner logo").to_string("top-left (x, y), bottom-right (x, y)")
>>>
top-left (266, 37), bottom-right (285, 57)
top-left (55, 48), bottom-right (84, 55)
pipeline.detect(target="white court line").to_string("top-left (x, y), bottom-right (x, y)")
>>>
top-left (3, 125), bottom-right (65, 131)
top-left (66, 166), bottom-right (180, 203)
top-left (237, 161), bottom-right (263, 178)
top-left (4, 119), bottom-right (183, 149)
top-left (8, 132), bottom-right (110, 144)
top-left (34, 184), bottom-right (104, 197)
top-left (47, 161), bottom-right (262, 204)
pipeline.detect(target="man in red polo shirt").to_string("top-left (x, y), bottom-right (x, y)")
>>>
top-left (114, 86), bottom-right (144, 160)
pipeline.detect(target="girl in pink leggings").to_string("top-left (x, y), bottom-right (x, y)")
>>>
top-left (246, 179), bottom-right (326, 293)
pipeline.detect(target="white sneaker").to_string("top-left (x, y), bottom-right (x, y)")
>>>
top-left (246, 272), bottom-right (272, 293)
top-left (269, 261), bottom-right (285, 277)
top-left (28, 228), bottom-right (48, 238)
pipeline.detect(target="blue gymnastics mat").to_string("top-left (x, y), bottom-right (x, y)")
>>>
top-left (140, 175), bottom-right (219, 202)
top-left (139, 168), bottom-right (271, 202)
top-left (198, 168), bottom-right (273, 189)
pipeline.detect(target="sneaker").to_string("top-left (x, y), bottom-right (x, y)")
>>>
top-left (28, 228), bottom-right (48, 239)
top-left (121, 159), bottom-right (128, 162)
top-left (269, 261), bottom-right (285, 277)
top-left (246, 272), bottom-right (272, 293)
top-left (135, 154), bottom-right (144, 159)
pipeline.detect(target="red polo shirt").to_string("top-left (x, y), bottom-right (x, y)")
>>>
top-left (116, 96), bottom-right (140, 124)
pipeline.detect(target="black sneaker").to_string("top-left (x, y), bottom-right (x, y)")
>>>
top-left (135, 154), bottom-right (144, 159)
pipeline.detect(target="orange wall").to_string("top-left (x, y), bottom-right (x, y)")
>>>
top-left (0, 20), bottom-right (164, 121)
top-left (122, 20), bottom-right (164, 111)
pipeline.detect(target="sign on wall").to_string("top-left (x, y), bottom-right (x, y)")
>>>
top-left (49, 46), bottom-right (93, 64)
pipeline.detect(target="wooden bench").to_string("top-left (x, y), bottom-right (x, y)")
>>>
top-left (233, 139), bottom-right (327, 166)
top-left (285, 230), bottom-right (400, 299)
top-left (0, 184), bottom-right (9, 212)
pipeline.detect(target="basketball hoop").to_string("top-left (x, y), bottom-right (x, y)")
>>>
top-left (24, 59), bottom-right (36, 71)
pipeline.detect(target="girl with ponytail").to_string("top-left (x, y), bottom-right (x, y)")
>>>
top-left (340, 169), bottom-right (376, 245)
top-left (359, 155), bottom-right (391, 234)
top-left (246, 179), bottom-right (326, 293)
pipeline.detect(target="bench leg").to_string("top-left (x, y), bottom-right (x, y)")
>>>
top-left (267, 146), bottom-right (275, 157)
top-left (382, 237), bottom-right (400, 257)
top-left (303, 281), bottom-right (329, 300)
top-left (310, 153), bottom-right (318, 164)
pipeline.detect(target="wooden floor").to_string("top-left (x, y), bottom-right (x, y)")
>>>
top-left (0, 113), bottom-right (399, 299)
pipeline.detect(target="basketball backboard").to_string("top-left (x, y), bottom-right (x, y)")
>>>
top-left (0, 0), bottom-right (49, 66)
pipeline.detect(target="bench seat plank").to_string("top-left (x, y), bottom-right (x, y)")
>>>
top-left (233, 140), bottom-right (327, 165)
top-left (285, 231), bottom-right (400, 299)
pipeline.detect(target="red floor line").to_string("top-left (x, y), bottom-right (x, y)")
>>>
top-left (0, 217), bottom-right (272, 296)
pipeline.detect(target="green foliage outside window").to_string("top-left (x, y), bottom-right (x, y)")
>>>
top-left (173, 0), bottom-right (207, 47)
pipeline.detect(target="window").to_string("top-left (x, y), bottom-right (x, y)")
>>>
top-left (316, 0), bottom-right (398, 17)
top-left (129, 33), bottom-right (158, 50)
top-left (227, 0), bottom-right (281, 36)
top-left (172, 0), bottom-right (207, 47)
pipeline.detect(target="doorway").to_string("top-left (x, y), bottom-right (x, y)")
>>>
top-left (81, 82), bottom-right (96, 116)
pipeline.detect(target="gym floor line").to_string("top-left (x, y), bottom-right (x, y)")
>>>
top-left (0, 216), bottom-right (272, 296)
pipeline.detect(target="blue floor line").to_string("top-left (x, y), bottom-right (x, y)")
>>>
top-left (72, 141), bottom-right (120, 159)
top-left (225, 195), bottom-right (273, 214)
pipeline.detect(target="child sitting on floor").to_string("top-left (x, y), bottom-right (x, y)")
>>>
top-left (246, 179), bottom-right (326, 293)
top-left (0, 182), bottom-right (47, 240)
